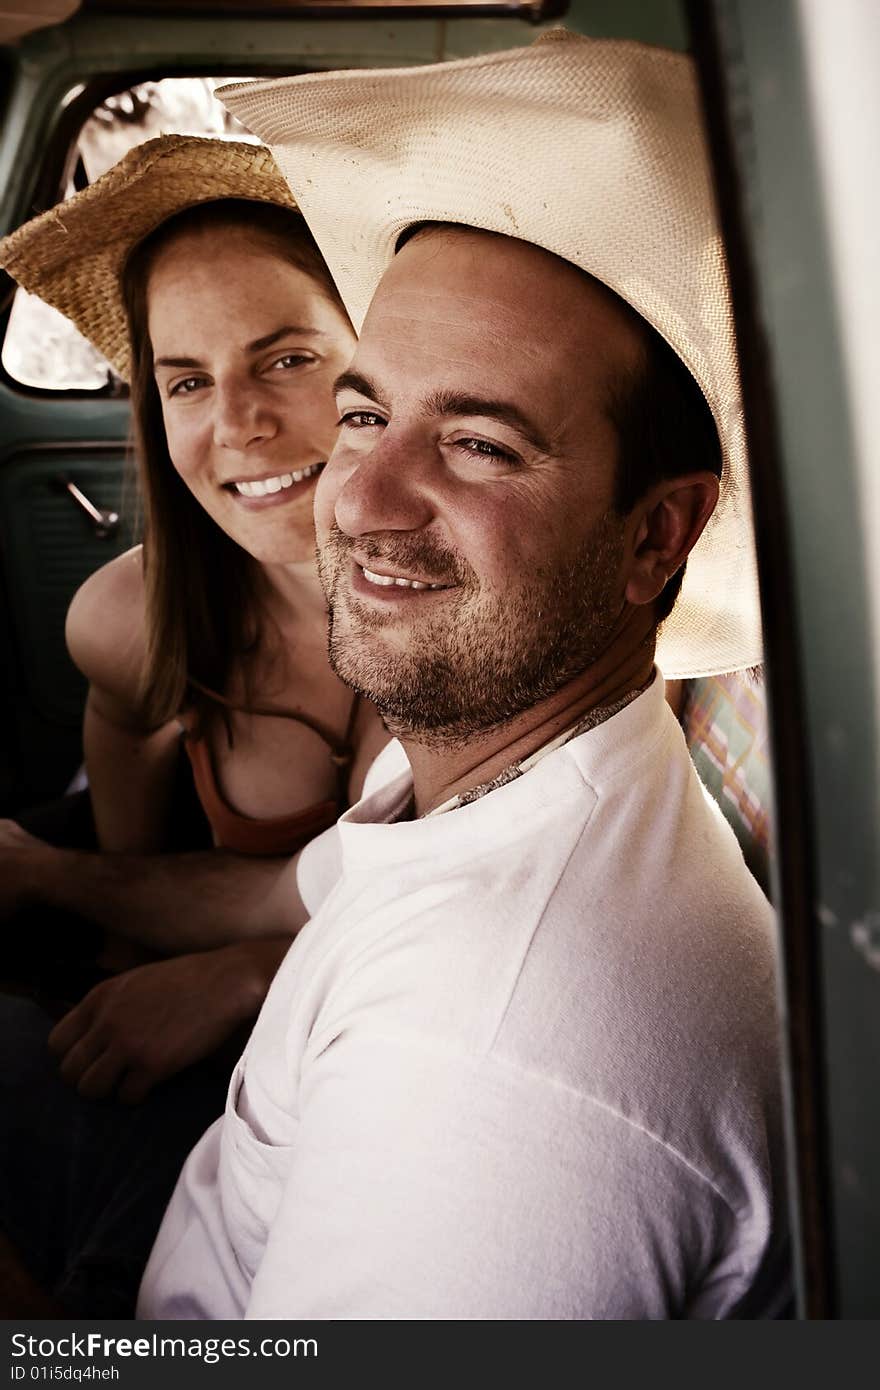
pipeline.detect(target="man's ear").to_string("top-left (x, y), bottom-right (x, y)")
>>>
top-left (624, 472), bottom-right (720, 608)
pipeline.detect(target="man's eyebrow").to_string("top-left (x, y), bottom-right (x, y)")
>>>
top-left (333, 369), bottom-right (390, 410)
top-left (334, 374), bottom-right (553, 452)
top-left (154, 325), bottom-right (326, 369)
top-left (425, 389), bottom-right (553, 454)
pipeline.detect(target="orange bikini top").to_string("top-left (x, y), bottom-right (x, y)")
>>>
top-left (183, 685), bottom-right (360, 858)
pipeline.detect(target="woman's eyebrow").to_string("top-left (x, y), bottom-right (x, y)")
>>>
top-left (154, 325), bottom-right (326, 369)
top-left (246, 325), bottom-right (327, 353)
top-left (153, 355), bottom-right (201, 370)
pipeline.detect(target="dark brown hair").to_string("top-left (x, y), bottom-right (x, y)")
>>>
top-left (606, 313), bottom-right (723, 622)
top-left (121, 198), bottom-right (348, 736)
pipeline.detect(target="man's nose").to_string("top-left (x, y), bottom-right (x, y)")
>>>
top-left (332, 432), bottom-right (435, 538)
top-left (212, 381), bottom-right (277, 451)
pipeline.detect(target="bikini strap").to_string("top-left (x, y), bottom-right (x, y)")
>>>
top-left (187, 678), bottom-right (360, 808)
top-left (332, 692), bottom-right (361, 808)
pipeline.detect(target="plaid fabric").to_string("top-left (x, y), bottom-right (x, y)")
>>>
top-left (681, 672), bottom-right (772, 890)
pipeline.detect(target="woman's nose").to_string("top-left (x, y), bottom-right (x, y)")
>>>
top-left (212, 381), bottom-right (277, 451)
top-left (331, 432), bottom-right (435, 539)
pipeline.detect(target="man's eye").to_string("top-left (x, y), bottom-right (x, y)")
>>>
top-left (168, 376), bottom-right (206, 397)
top-left (455, 437), bottom-right (519, 465)
top-left (337, 410), bottom-right (386, 429)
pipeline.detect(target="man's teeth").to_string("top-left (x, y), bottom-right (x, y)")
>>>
top-left (233, 463), bottom-right (322, 498)
top-left (362, 566), bottom-right (446, 591)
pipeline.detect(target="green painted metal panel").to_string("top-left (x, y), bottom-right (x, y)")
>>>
top-left (708, 0), bottom-right (880, 1317)
top-left (0, 445), bottom-right (137, 724)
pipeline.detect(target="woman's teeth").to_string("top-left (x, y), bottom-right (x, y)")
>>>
top-left (233, 463), bottom-right (322, 498)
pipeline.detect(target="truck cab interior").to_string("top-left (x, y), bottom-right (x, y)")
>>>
top-left (0, 0), bottom-right (877, 1319)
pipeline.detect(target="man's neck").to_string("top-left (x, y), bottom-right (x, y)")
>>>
top-left (401, 643), bottom-right (656, 818)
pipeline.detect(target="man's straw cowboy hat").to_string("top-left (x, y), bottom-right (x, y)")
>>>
top-left (219, 29), bottom-right (761, 679)
top-left (0, 134), bottom-right (298, 381)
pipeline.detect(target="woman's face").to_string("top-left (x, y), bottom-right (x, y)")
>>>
top-left (147, 223), bottom-right (357, 566)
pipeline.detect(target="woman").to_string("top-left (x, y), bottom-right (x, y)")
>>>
top-left (0, 135), bottom-right (387, 1313)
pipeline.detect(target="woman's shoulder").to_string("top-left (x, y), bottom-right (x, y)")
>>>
top-left (66, 545), bottom-right (147, 700)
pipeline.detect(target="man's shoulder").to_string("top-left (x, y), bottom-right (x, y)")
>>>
top-left (534, 697), bottom-right (775, 1030)
top-left (496, 699), bottom-right (779, 1162)
top-left (554, 683), bottom-right (769, 923)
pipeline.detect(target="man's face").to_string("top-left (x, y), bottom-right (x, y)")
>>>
top-left (314, 227), bottom-right (645, 742)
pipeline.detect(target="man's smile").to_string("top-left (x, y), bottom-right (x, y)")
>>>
top-left (348, 559), bottom-right (456, 602)
top-left (360, 563), bottom-right (450, 592)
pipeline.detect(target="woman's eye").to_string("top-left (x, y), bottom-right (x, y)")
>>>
top-left (336, 410), bottom-right (386, 430)
top-left (272, 353), bottom-right (313, 371)
top-left (168, 376), bottom-right (206, 397)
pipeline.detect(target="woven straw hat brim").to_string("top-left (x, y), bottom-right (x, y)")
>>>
top-left (220, 29), bottom-right (762, 680)
top-left (0, 134), bottom-right (297, 381)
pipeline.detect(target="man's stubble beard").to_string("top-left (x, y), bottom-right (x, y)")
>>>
top-left (317, 516), bottom-right (628, 750)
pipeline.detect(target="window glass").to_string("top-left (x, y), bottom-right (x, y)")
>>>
top-left (3, 77), bottom-right (250, 391)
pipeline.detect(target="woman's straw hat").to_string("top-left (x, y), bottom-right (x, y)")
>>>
top-left (0, 134), bottom-right (297, 381)
top-left (219, 29), bottom-right (762, 679)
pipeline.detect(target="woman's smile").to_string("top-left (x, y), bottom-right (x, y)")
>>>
top-left (224, 460), bottom-right (326, 507)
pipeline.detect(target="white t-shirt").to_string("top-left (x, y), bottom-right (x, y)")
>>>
top-left (139, 674), bottom-right (789, 1319)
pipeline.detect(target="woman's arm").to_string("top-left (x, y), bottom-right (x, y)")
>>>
top-left (81, 687), bottom-right (183, 852)
top-left (66, 546), bottom-right (180, 851)
top-left (0, 546), bottom-right (312, 949)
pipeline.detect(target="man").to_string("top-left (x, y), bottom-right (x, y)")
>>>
top-left (138, 31), bottom-right (788, 1318)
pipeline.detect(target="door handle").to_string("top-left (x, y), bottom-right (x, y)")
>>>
top-left (51, 474), bottom-right (120, 539)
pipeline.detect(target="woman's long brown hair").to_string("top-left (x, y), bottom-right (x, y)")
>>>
top-left (121, 199), bottom-right (348, 740)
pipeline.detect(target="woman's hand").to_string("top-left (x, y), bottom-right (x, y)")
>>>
top-left (47, 939), bottom-right (289, 1103)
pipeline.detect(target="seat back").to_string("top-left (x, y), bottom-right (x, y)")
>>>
top-left (680, 671), bottom-right (772, 893)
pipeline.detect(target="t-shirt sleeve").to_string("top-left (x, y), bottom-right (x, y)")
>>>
top-left (243, 1033), bottom-right (748, 1320)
